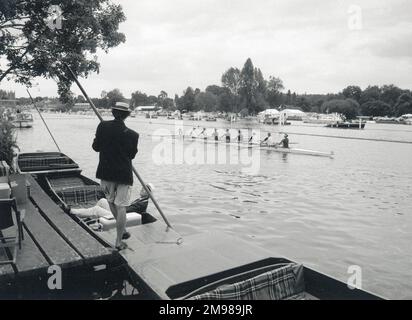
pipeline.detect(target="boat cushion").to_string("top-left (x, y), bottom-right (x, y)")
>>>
top-left (57, 186), bottom-right (105, 208)
top-left (189, 263), bottom-right (304, 300)
top-left (18, 155), bottom-right (78, 172)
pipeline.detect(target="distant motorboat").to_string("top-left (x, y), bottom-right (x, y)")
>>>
top-left (398, 114), bottom-right (412, 125)
top-left (303, 113), bottom-right (343, 125)
top-left (326, 121), bottom-right (366, 129)
top-left (11, 112), bottom-right (34, 128)
top-left (373, 117), bottom-right (405, 124)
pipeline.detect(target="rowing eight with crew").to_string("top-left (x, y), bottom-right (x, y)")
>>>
top-left (181, 127), bottom-right (290, 148)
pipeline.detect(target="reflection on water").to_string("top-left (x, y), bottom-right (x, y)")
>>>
top-left (16, 114), bottom-right (412, 299)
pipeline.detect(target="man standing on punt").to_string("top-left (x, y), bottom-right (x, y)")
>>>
top-left (92, 101), bottom-right (139, 250)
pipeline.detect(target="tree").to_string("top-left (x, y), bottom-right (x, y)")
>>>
top-left (359, 85), bottom-right (381, 105)
top-left (295, 97), bottom-right (311, 112)
top-left (75, 95), bottom-right (85, 103)
top-left (394, 93), bottom-right (412, 116)
top-left (179, 87), bottom-right (196, 112)
top-left (239, 58), bottom-right (260, 114)
top-left (221, 67), bottom-right (241, 95)
top-left (130, 91), bottom-right (148, 107)
top-left (0, 0), bottom-right (126, 102)
top-left (380, 85), bottom-right (404, 107)
top-left (0, 89), bottom-right (15, 99)
top-left (194, 92), bottom-right (218, 112)
top-left (321, 99), bottom-right (360, 119)
top-left (157, 91), bottom-right (174, 110)
top-left (286, 90), bottom-right (292, 104)
top-left (205, 85), bottom-right (226, 96)
top-left (266, 76), bottom-right (284, 107)
top-left (106, 89), bottom-right (124, 108)
top-left (360, 100), bottom-right (391, 117)
top-left (342, 86), bottom-right (362, 102)
top-left (147, 95), bottom-right (158, 106)
top-left (217, 91), bottom-right (235, 113)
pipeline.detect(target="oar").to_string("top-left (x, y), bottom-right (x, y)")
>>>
top-left (26, 89), bottom-right (62, 152)
top-left (65, 64), bottom-right (173, 229)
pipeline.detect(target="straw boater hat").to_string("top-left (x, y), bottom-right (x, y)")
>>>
top-left (112, 101), bottom-right (131, 113)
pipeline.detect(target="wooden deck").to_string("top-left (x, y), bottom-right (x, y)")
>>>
top-left (0, 175), bottom-right (122, 298)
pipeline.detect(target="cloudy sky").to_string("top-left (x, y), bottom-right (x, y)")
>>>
top-left (2, 0), bottom-right (412, 98)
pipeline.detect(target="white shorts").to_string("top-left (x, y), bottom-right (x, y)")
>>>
top-left (101, 180), bottom-right (132, 207)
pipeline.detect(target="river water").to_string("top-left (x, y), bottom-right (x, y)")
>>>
top-left (16, 113), bottom-right (412, 299)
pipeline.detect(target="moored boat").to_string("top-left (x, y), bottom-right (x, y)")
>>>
top-left (326, 121), bottom-right (365, 129)
top-left (303, 113), bottom-right (343, 125)
top-left (11, 112), bottom-right (34, 128)
top-left (17, 152), bottom-right (80, 174)
top-left (205, 116), bottom-right (217, 121)
top-left (398, 114), bottom-right (412, 125)
top-left (374, 117), bottom-right (405, 124)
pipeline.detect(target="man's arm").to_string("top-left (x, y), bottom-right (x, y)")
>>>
top-left (128, 132), bottom-right (139, 159)
top-left (92, 123), bottom-right (103, 152)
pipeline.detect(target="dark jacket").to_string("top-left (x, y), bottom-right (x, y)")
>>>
top-left (92, 119), bottom-right (139, 185)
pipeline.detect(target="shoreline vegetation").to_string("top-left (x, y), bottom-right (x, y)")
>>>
top-left (2, 58), bottom-right (412, 121)
top-left (0, 116), bottom-right (18, 166)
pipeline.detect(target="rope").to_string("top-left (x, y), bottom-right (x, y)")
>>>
top-left (26, 89), bottom-right (62, 152)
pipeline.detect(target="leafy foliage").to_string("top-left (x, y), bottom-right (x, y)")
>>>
top-left (321, 99), bottom-right (360, 119)
top-left (394, 93), bottom-right (412, 116)
top-left (0, 118), bottom-right (18, 165)
top-left (342, 86), bottom-right (362, 102)
top-left (0, 0), bottom-right (126, 102)
top-left (361, 100), bottom-right (391, 117)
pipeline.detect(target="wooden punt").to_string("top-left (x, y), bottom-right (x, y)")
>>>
top-left (42, 170), bottom-right (157, 232)
top-left (17, 152), bottom-right (80, 174)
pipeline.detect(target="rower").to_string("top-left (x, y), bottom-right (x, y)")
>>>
top-left (212, 128), bottom-right (219, 141)
top-left (278, 133), bottom-right (289, 148)
top-left (261, 132), bottom-right (272, 146)
top-left (188, 127), bottom-right (197, 138)
top-left (248, 132), bottom-right (256, 144)
top-left (236, 130), bottom-right (243, 143)
top-left (198, 127), bottom-right (207, 140)
top-left (221, 129), bottom-right (231, 143)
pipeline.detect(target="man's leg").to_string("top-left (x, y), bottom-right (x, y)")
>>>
top-left (108, 201), bottom-right (125, 247)
top-left (114, 205), bottom-right (127, 247)
top-left (108, 201), bottom-right (118, 219)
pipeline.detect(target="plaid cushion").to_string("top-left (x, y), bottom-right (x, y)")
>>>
top-left (57, 186), bottom-right (105, 208)
top-left (18, 156), bottom-right (78, 171)
top-left (49, 177), bottom-right (86, 190)
top-left (190, 264), bottom-right (301, 300)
